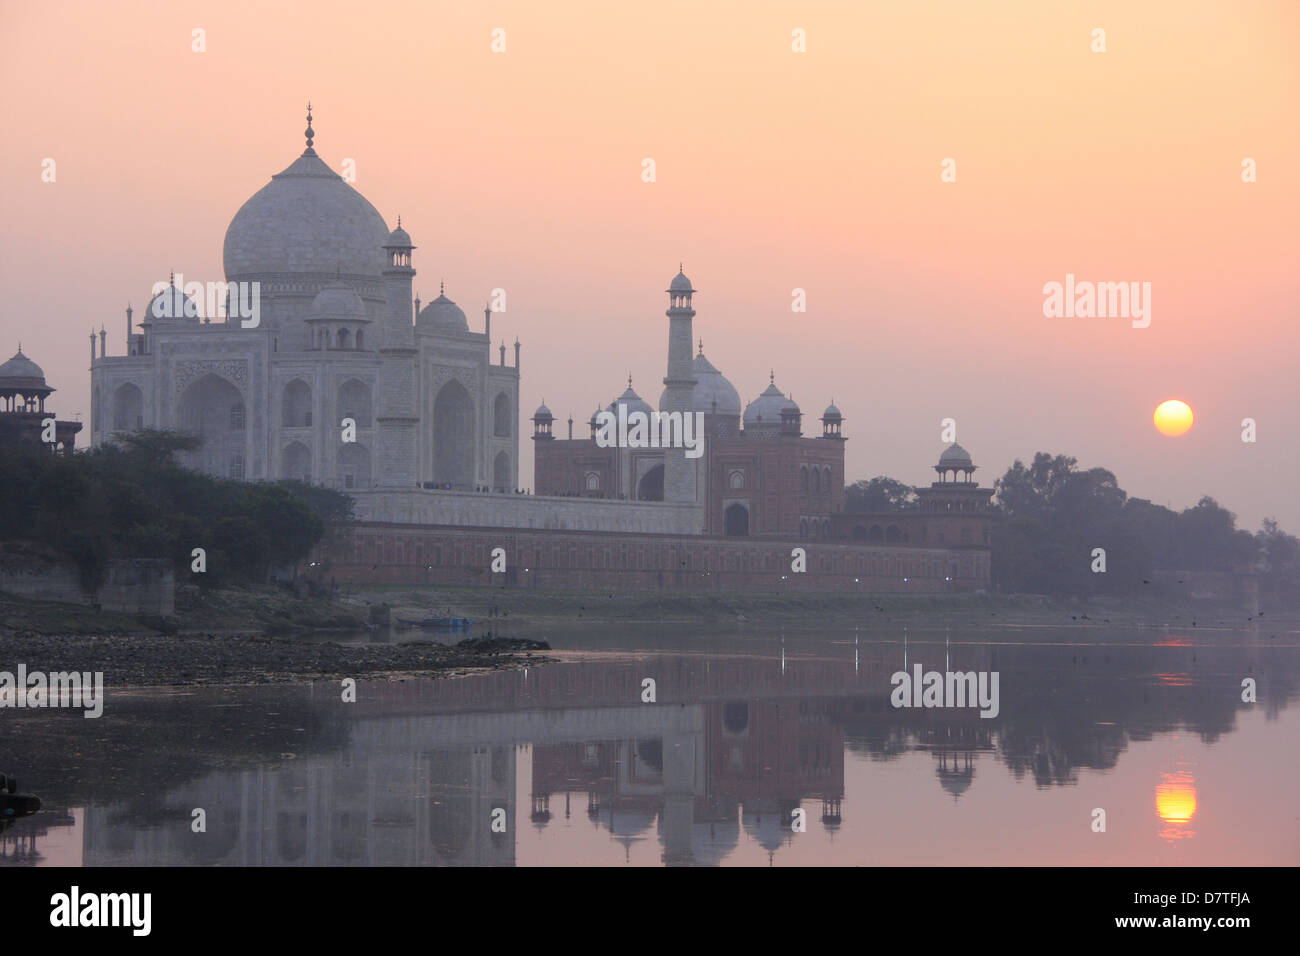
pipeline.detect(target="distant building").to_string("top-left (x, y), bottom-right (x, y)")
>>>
top-left (0, 346), bottom-right (81, 453)
top-left (832, 442), bottom-right (994, 550)
top-left (533, 271), bottom-right (846, 538)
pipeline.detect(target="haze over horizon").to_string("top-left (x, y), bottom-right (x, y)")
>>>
top-left (2, 0), bottom-right (1296, 530)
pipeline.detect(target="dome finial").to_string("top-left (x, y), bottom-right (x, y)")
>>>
top-left (440, 279), bottom-right (445, 295)
top-left (305, 102), bottom-right (315, 150)
top-left (397, 215), bottom-right (401, 228)
top-left (770, 369), bottom-right (774, 385)
top-left (628, 373), bottom-right (633, 388)
top-left (698, 339), bottom-right (703, 355)
top-left (169, 270), bottom-right (175, 287)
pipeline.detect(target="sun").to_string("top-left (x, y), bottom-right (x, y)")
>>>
top-left (1154, 399), bottom-right (1194, 437)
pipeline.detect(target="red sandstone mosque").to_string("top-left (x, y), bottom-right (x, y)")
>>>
top-left (530, 267), bottom-right (993, 551)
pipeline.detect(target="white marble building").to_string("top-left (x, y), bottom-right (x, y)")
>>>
top-left (89, 107), bottom-right (521, 494)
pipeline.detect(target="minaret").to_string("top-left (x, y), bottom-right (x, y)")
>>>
top-left (662, 266), bottom-right (698, 503)
top-left (381, 217), bottom-right (415, 349)
top-left (377, 217), bottom-right (419, 487)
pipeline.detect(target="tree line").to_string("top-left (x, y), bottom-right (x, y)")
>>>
top-left (847, 453), bottom-right (1298, 605)
top-left (0, 430), bottom-right (353, 591)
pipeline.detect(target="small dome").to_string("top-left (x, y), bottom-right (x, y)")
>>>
top-left (743, 377), bottom-right (790, 429)
top-left (939, 442), bottom-right (973, 467)
top-left (658, 350), bottom-right (742, 417)
top-left (609, 381), bottom-right (653, 420)
top-left (0, 347), bottom-right (48, 390)
top-left (417, 293), bottom-right (469, 334)
top-left (533, 402), bottom-right (553, 419)
top-left (386, 224), bottom-right (412, 247)
top-left (668, 268), bottom-right (694, 293)
top-left (823, 402), bottom-right (842, 418)
top-left (309, 282), bottom-right (367, 322)
top-left (142, 283), bottom-right (200, 322)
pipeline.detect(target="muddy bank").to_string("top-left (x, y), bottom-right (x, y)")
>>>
top-left (0, 586), bottom-right (367, 637)
top-left (346, 585), bottom-right (1289, 632)
top-left (0, 630), bottom-right (550, 687)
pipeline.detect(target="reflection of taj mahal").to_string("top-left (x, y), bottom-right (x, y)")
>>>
top-left (89, 107), bottom-right (520, 495)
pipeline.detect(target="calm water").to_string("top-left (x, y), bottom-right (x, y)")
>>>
top-left (5, 623), bottom-right (1298, 866)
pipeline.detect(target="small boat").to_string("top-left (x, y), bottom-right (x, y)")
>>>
top-left (0, 774), bottom-right (40, 821)
top-left (395, 617), bottom-right (473, 630)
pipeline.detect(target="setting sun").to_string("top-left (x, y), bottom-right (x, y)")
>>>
top-left (1154, 400), bottom-right (1195, 437)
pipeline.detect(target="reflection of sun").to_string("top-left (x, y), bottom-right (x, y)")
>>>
top-left (1156, 771), bottom-right (1198, 840)
top-left (1154, 400), bottom-right (1194, 437)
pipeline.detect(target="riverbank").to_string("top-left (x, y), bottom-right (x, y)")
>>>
top-left (346, 584), bottom-right (1293, 632)
top-left (0, 628), bottom-right (549, 687)
top-left (0, 587), bottom-right (549, 686)
top-left (0, 585), bottom-right (367, 637)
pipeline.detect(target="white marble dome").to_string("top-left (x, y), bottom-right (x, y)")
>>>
top-left (417, 293), bottom-right (469, 334)
top-left (309, 282), bottom-right (368, 322)
top-left (223, 150), bottom-right (389, 280)
top-left (142, 283), bottom-right (199, 322)
top-left (658, 350), bottom-right (741, 417)
top-left (669, 268), bottom-right (694, 293)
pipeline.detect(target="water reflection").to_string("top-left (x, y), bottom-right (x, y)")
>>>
top-left (1155, 769), bottom-right (1198, 842)
top-left (4, 629), bottom-right (1298, 866)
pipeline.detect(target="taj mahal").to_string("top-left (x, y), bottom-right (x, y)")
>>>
top-left (80, 107), bottom-right (993, 590)
top-left (89, 107), bottom-right (519, 501)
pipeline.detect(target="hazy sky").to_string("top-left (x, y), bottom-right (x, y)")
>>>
top-left (3, 0), bottom-right (1296, 529)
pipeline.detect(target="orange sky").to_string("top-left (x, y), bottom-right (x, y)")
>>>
top-left (2, 0), bottom-right (1297, 528)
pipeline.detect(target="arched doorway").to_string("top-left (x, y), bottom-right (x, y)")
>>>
top-left (282, 441), bottom-right (311, 483)
top-left (338, 379), bottom-right (372, 428)
top-left (282, 380), bottom-right (312, 427)
top-left (493, 392), bottom-right (511, 437)
top-left (176, 373), bottom-right (245, 478)
top-left (637, 463), bottom-right (664, 501)
top-left (724, 503), bottom-right (749, 536)
top-left (493, 450), bottom-right (510, 491)
top-left (433, 380), bottom-right (474, 489)
top-left (112, 382), bottom-right (143, 432)
top-left (338, 442), bottom-right (371, 489)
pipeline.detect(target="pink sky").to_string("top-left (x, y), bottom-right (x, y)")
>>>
top-left (3, 0), bottom-right (1296, 529)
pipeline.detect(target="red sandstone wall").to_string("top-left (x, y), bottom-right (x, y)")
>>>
top-left (326, 522), bottom-right (991, 593)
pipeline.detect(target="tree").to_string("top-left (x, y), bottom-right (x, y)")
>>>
top-left (844, 477), bottom-right (915, 512)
